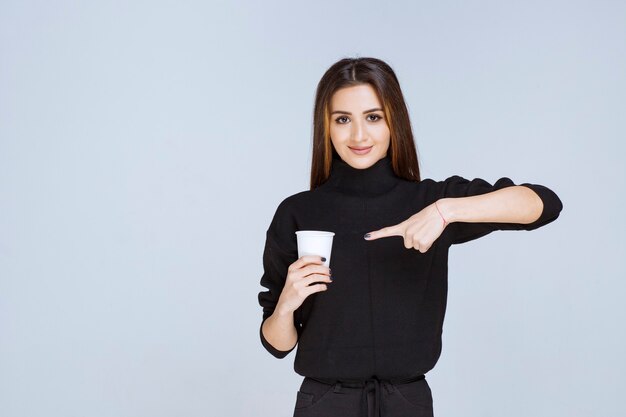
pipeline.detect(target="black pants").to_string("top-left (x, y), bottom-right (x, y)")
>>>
top-left (292, 374), bottom-right (434, 417)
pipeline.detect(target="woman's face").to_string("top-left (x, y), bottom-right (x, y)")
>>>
top-left (329, 83), bottom-right (390, 169)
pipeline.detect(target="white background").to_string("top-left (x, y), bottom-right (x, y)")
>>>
top-left (1, 1), bottom-right (624, 416)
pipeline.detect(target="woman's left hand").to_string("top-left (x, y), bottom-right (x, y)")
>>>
top-left (364, 202), bottom-right (448, 253)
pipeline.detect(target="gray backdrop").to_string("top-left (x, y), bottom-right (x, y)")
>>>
top-left (1, 1), bottom-right (624, 416)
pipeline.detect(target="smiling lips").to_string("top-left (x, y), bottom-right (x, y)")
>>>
top-left (349, 146), bottom-right (373, 155)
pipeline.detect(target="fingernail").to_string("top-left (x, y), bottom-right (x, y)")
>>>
top-left (321, 256), bottom-right (327, 262)
top-left (364, 233), bottom-right (370, 239)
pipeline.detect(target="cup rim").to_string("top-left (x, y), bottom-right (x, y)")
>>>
top-left (295, 230), bottom-right (335, 236)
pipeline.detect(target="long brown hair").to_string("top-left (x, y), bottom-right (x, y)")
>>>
top-left (310, 57), bottom-right (421, 190)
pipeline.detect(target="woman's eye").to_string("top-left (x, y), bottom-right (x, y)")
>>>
top-left (335, 114), bottom-right (382, 124)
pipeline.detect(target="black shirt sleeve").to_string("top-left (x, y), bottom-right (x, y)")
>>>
top-left (439, 175), bottom-right (563, 245)
top-left (257, 198), bottom-right (300, 358)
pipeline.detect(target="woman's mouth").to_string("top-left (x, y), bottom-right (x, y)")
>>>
top-left (349, 146), bottom-right (373, 155)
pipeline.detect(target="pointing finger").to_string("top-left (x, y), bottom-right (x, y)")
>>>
top-left (364, 223), bottom-right (405, 241)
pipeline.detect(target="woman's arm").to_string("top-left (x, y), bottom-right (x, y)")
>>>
top-left (436, 185), bottom-right (543, 225)
top-left (365, 179), bottom-right (562, 250)
top-left (261, 307), bottom-right (298, 353)
top-left (258, 197), bottom-right (301, 358)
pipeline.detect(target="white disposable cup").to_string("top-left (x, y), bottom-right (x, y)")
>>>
top-left (295, 230), bottom-right (335, 267)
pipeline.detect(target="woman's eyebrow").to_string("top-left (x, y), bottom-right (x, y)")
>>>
top-left (330, 107), bottom-right (383, 115)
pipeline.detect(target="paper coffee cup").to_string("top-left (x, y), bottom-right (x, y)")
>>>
top-left (295, 230), bottom-right (335, 267)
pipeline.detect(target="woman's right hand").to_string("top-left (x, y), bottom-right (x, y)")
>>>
top-left (276, 255), bottom-right (332, 315)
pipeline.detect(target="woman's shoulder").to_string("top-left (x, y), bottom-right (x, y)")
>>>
top-left (408, 175), bottom-right (479, 191)
top-left (395, 176), bottom-right (477, 202)
top-left (394, 176), bottom-right (450, 191)
top-left (417, 175), bottom-right (468, 185)
top-left (271, 189), bottom-right (313, 215)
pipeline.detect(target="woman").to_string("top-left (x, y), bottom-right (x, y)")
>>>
top-left (257, 57), bottom-right (563, 417)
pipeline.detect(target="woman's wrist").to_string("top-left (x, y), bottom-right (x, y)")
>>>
top-left (275, 301), bottom-right (294, 318)
top-left (435, 198), bottom-right (457, 224)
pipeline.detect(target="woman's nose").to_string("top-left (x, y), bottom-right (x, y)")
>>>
top-left (351, 120), bottom-right (367, 141)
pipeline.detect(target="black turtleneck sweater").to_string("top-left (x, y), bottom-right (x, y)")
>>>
top-left (258, 155), bottom-right (563, 381)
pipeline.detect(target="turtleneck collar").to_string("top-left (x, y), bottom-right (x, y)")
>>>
top-left (323, 154), bottom-right (401, 196)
